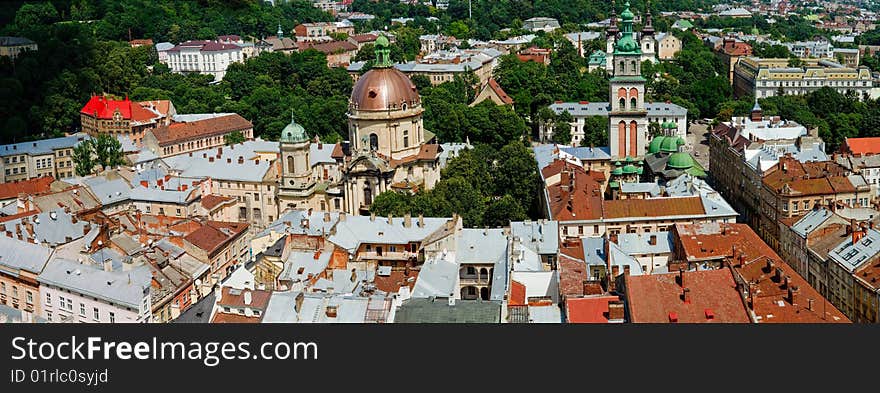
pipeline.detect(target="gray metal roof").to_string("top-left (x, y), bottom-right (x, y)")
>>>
top-left (526, 305), bottom-right (563, 323)
top-left (439, 142), bottom-right (472, 168)
top-left (617, 232), bottom-right (674, 255)
top-left (829, 228), bottom-right (880, 273)
top-left (457, 229), bottom-right (507, 264)
top-left (172, 291), bottom-right (214, 323)
top-left (0, 36), bottom-right (36, 46)
top-left (309, 143), bottom-right (335, 166)
top-left (620, 182), bottom-right (662, 195)
top-left (2, 208), bottom-right (92, 247)
top-left (559, 146), bottom-right (612, 161)
top-left (582, 236), bottom-right (606, 266)
top-left (38, 259), bottom-right (151, 309)
top-left (511, 220), bottom-right (559, 256)
top-left (257, 209), bottom-right (339, 238)
top-left (0, 235), bottom-right (52, 275)
top-left (0, 134), bottom-right (88, 158)
top-left (162, 140), bottom-right (275, 182)
top-left (412, 253), bottom-right (458, 298)
top-left (329, 214), bottom-right (450, 252)
top-left (278, 251), bottom-right (332, 284)
top-left (394, 297), bottom-right (501, 323)
top-left (791, 208), bottom-right (834, 238)
top-left (263, 291), bottom-right (380, 323)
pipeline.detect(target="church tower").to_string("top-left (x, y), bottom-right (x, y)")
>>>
top-left (608, 2), bottom-right (648, 160)
top-left (605, 0), bottom-right (619, 72)
top-left (640, 0), bottom-right (657, 63)
top-left (278, 112), bottom-right (315, 206)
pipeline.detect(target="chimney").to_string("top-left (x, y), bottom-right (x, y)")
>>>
top-left (243, 290), bottom-right (252, 306)
top-left (255, 159), bottom-right (260, 165)
top-left (607, 300), bottom-right (625, 321)
top-left (418, 214), bottom-right (424, 227)
top-left (623, 265), bottom-right (631, 276)
top-left (227, 157), bottom-right (232, 163)
top-left (103, 257), bottom-right (112, 272)
top-left (788, 285), bottom-right (800, 305)
top-left (387, 213), bottom-right (393, 224)
top-left (339, 211), bottom-right (346, 221)
top-left (611, 265), bottom-right (620, 277)
top-left (807, 298), bottom-right (814, 311)
top-left (83, 226), bottom-right (90, 235)
top-left (238, 156), bottom-right (244, 164)
top-left (370, 213), bottom-right (376, 222)
top-left (774, 267), bottom-right (784, 283)
top-left (140, 180), bottom-right (148, 187)
top-left (649, 234), bottom-right (657, 246)
top-left (783, 275), bottom-right (791, 289)
top-left (323, 212), bottom-right (331, 222)
top-left (209, 157), bottom-right (214, 162)
top-left (677, 268), bottom-right (685, 287)
top-left (350, 268), bottom-right (357, 283)
top-left (682, 287), bottom-right (691, 303)
top-left (403, 213), bottom-right (412, 228)
top-left (325, 306), bottom-right (338, 318)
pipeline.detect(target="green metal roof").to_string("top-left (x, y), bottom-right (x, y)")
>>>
top-left (667, 152), bottom-right (694, 169)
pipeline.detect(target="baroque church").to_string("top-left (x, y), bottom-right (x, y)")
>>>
top-left (277, 36), bottom-right (441, 215)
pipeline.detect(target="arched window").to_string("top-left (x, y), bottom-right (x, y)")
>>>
top-left (287, 156), bottom-right (295, 174)
top-left (618, 121), bottom-right (627, 157)
top-left (619, 98), bottom-right (626, 110)
top-left (369, 133), bottom-right (378, 151)
top-left (630, 97), bottom-right (637, 110)
top-left (629, 121), bottom-right (638, 157)
top-left (631, 60), bottom-right (637, 73)
top-left (619, 60), bottom-right (625, 72)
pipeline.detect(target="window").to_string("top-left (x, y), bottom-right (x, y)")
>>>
top-left (369, 133), bottom-right (379, 151)
top-left (93, 307), bottom-right (99, 321)
top-left (47, 311), bottom-right (52, 322)
top-left (80, 303), bottom-right (86, 316)
top-left (46, 293), bottom-right (51, 306)
top-left (109, 312), bottom-right (115, 323)
top-left (403, 130), bottom-right (409, 148)
top-left (26, 291), bottom-right (32, 304)
top-left (0, 282), bottom-right (4, 294)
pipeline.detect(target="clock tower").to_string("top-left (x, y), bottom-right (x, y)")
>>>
top-left (608, 2), bottom-right (648, 159)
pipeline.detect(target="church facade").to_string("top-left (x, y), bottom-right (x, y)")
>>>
top-left (276, 36), bottom-right (441, 216)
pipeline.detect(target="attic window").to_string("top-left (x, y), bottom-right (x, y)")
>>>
top-left (368, 90), bottom-right (377, 98)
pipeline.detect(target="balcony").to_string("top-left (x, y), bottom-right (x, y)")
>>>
top-left (356, 251), bottom-right (417, 261)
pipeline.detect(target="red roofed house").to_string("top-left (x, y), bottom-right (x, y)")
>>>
top-left (0, 176), bottom-right (55, 204)
top-left (716, 38), bottom-right (752, 83)
top-left (303, 40), bottom-right (359, 68)
top-left (566, 295), bottom-right (626, 323)
top-left (210, 287), bottom-right (271, 323)
top-left (517, 46), bottom-right (552, 65)
top-left (623, 268), bottom-right (751, 323)
top-left (842, 137), bottom-right (880, 156)
top-left (347, 33), bottom-right (378, 50)
top-left (142, 114), bottom-right (253, 158)
top-left (471, 78), bottom-right (514, 108)
top-left (80, 95), bottom-right (175, 143)
top-left (183, 220), bottom-right (250, 282)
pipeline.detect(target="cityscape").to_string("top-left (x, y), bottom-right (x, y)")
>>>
top-left (2, 0), bottom-right (880, 324)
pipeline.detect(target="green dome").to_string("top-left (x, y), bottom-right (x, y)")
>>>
top-left (615, 34), bottom-right (639, 53)
top-left (622, 164), bottom-right (638, 174)
top-left (648, 136), bottom-right (666, 154)
top-left (636, 167), bottom-right (644, 174)
top-left (663, 121), bottom-right (678, 129)
top-left (667, 152), bottom-right (695, 169)
top-left (375, 35), bottom-right (390, 47)
top-left (660, 136), bottom-right (684, 153)
top-left (280, 113), bottom-right (308, 144)
top-left (614, 161), bottom-right (622, 166)
top-left (611, 167), bottom-right (624, 175)
top-left (625, 156), bottom-right (634, 163)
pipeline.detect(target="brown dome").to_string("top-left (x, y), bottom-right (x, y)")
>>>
top-left (350, 67), bottom-right (420, 111)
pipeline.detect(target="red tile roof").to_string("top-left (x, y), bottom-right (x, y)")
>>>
top-left (80, 95), bottom-right (132, 119)
top-left (373, 270), bottom-right (419, 293)
top-left (0, 176), bottom-right (54, 200)
top-left (211, 313), bottom-right (262, 323)
top-left (543, 159), bottom-right (604, 221)
top-left (843, 137), bottom-right (880, 156)
top-left (150, 114), bottom-right (252, 146)
top-left (624, 269), bottom-right (751, 323)
top-left (184, 220), bottom-right (249, 256)
top-left (558, 254), bottom-right (589, 297)
top-left (486, 78), bottom-right (513, 105)
top-left (216, 287), bottom-right (272, 310)
top-left (168, 40), bottom-right (241, 52)
top-left (762, 156), bottom-right (855, 196)
top-left (566, 295), bottom-right (622, 323)
top-left (509, 280), bottom-right (527, 306)
top-left (349, 33), bottom-right (378, 43)
top-left (200, 194), bottom-right (235, 211)
top-left (603, 196), bottom-right (705, 219)
top-left (305, 40), bottom-right (358, 54)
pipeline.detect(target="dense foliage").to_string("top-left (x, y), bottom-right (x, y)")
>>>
top-left (370, 141), bottom-right (542, 227)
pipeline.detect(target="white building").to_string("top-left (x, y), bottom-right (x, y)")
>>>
top-left (37, 259), bottom-right (152, 323)
top-left (546, 102), bottom-right (688, 146)
top-left (163, 40), bottom-right (245, 81)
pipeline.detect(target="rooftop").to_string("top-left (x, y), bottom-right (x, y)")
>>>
top-left (150, 114), bottom-right (252, 147)
top-left (394, 297), bottom-right (501, 323)
top-left (625, 269), bottom-right (751, 323)
top-left (38, 259), bottom-right (151, 309)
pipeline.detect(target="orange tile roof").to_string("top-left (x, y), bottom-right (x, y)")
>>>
top-left (151, 114), bottom-right (252, 146)
top-left (763, 156), bottom-right (855, 195)
top-left (487, 78), bottom-right (513, 105)
top-left (200, 194), bottom-right (235, 211)
top-left (625, 269), bottom-right (751, 323)
top-left (184, 220), bottom-right (249, 256)
top-left (216, 287), bottom-right (272, 310)
top-left (566, 295), bottom-right (622, 323)
top-left (558, 254), bottom-right (589, 297)
top-left (509, 280), bottom-right (527, 306)
top-left (211, 313), bottom-right (262, 323)
top-left (843, 137), bottom-right (880, 156)
top-left (603, 196), bottom-right (705, 219)
top-left (543, 159), bottom-right (604, 221)
top-left (0, 176), bottom-right (54, 200)
top-left (373, 270), bottom-right (419, 293)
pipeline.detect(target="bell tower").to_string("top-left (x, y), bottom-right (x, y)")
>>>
top-left (608, 2), bottom-right (648, 160)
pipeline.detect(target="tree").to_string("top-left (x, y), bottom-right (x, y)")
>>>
top-left (648, 122), bottom-right (662, 137)
top-left (553, 110), bottom-right (573, 144)
top-left (92, 134), bottom-right (125, 170)
top-left (483, 195), bottom-right (527, 228)
top-left (494, 141), bottom-right (541, 216)
top-left (579, 116), bottom-right (607, 147)
top-left (72, 140), bottom-right (94, 177)
top-left (225, 131), bottom-right (246, 145)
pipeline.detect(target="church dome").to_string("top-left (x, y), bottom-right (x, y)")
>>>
top-left (620, 2), bottom-right (635, 21)
top-left (648, 136), bottom-right (666, 154)
top-left (350, 68), bottom-right (421, 111)
top-left (667, 152), bottom-right (695, 169)
top-left (660, 136), bottom-right (684, 153)
top-left (280, 113), bottom-right (308, 143)
top-left (622, 164), bottom-right (638, 174)
top-left (350, 35), bottom-right (421, 112)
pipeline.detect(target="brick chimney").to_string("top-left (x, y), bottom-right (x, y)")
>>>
top-left (682, 287), bottom-right (691, 303)
top-left (607, 300), bottom-right (625, 321)
top-left (677, 268), bottom-right (685, 287)
top-left (649, 234), bottom-right (657, 246)
top-left (403, 213), bottom-right (411, 228)
top-left (788, 285), bottom-right (800, 305)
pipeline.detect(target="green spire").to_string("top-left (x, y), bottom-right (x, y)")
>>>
top-left (374, 35), bottom-right (392, 68)
top-left (280, 110), bottom-right (308, 144)
top-left (614, 2), bottom-right (641, 54)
